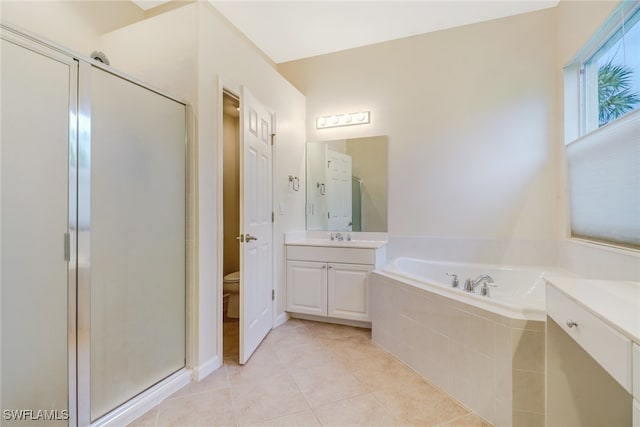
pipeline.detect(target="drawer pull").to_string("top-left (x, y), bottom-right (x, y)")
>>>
top-left (566, 319), bottom-right (578, 328)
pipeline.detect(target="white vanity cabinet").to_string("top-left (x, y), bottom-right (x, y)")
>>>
top-left (545, 277), bottom-right (640, 427)
top-left (286, 260), bottom-right (328, 317)
top-left (327, 263), bottom-right (372, 320)
top-left (286, 242), bottom-right (385, 323)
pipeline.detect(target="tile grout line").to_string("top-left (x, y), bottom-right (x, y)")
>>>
top-left (221, 365), bottom-right (241, 427)
top-left (285, 323), bottom-right (326, 426)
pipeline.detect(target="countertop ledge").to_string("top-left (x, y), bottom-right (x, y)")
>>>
top-left (544, 274), bottom-right (640, 344)
top-left (285, 238), bottom-right (387, 250)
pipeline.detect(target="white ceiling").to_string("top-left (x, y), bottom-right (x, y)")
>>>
top-left (133, 1), bottom-right (559, 64)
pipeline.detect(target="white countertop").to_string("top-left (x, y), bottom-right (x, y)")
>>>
top-left (544, 274), bottom-right (640, 343)
top-left (285, 238), bottom-right (386, 250)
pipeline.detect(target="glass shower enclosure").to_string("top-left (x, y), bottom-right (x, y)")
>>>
top-left (1, 26), bottom-right (187, 426)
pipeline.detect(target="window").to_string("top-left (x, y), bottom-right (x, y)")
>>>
top-left (583, 4), bottom-right (640, 133)
top-left (564, 1), bottom-right (640, 250)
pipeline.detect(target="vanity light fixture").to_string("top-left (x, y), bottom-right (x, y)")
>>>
top-left (316, 111), bottom-right (370, 129)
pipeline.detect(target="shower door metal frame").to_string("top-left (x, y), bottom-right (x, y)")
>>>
top-left (0, 24), bottom-right (80, 427)
top-left (76, 59), bottom-right (91, 427)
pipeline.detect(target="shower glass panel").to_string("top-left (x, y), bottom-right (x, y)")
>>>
top-left (88, 67), bottom-right (186, 421)
top-left (351, 177), bottom-right (362, 232)
top-left (1, 38), bottom-right (74, 425)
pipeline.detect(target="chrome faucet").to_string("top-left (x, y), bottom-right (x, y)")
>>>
top-left (463, 274), bottom-right (494, 292)
top-left (329, 231), bottom-right (350, 242)
top-left (445, 273), bottom-right (459, 288)
top-left (480, 281), bottom-right (497, 297)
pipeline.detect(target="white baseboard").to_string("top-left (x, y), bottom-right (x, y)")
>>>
top-left (193, 355), bottom-right (222, 381)
top-left (273, 311), bottom-right (289, 328)
top-left (289, 313), bottom-right (371, 329)
top-left (93, 369), bottom-right (191, 427)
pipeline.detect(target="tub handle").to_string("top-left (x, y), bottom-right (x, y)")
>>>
top-left (445, 273), bottom-right (459, 288)
top-left (480, 282), bottom-right (497, 297)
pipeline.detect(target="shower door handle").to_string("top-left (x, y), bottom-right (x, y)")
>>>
top-left (245, 233), bottom-right (258, 242)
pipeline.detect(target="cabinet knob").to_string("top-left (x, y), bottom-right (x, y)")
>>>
top-left (566, 319), bottom-right (578, 328)
top-left (322, 265), bottom-right (326, 270)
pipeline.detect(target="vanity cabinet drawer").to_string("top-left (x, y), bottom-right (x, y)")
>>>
top-left (286, 245), bottom-right (374, 264)
top-left (547, 284), bottom-right (632, 393)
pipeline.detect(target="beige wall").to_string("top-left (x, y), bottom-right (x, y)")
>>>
top-left (279, 8), bottom-right (560, 240)
top-left (223, 113), bottom-right (240, 277)
top-left (0, 1), bottom-right (144, 56)
top-left (98, 5), bottom-right (198, 104)
top-left (195, 4), bottom-right (306, 348)
top-left (555, 0), bottom-right (618, 67)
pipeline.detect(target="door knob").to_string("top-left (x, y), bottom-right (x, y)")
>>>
top-left (245, 233), bottom-right (258, 242)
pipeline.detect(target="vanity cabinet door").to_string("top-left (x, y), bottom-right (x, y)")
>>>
top-left (286, 260), bottom-right (328, 316)
top-left (328, 263), bottom-right (372, 321)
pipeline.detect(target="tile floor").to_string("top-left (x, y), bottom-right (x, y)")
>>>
top-left (129, 319), bottom-right (491, 427)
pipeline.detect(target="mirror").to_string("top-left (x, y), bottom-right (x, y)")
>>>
top-left (306, 136), bottom-right (388, 232)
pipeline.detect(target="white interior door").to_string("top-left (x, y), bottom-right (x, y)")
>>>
top-left (327, 150), bottom-right (352, 231)
top-left (240, 87), bottom-right (273, 364)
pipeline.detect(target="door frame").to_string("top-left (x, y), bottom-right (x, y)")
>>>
top-left (215, 77), bottom-right (277, 363)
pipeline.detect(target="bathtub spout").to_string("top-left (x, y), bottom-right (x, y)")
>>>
top-left (480, 281), bottom-right (497, 297)
top-left (464, 274), bottom-right (494, 292)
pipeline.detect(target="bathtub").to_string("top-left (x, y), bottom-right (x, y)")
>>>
top-left (370, 257), bottom-right (563, 425)
top-left (381, 257), bottom-right (549, 321)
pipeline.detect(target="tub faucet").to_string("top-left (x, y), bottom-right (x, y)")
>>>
top-left (480, 281), bottom-right (497, 297)
top-left (464, 274), bottom-right (494, 292)
top-left (445, 273), bottom-right (459, 288)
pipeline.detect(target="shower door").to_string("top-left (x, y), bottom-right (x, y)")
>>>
top-left (1, 34), bottom-right (77, 426)
top-left (78, 65), bottom-right (186, 423)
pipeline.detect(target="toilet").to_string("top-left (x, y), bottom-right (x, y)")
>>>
top-left (223, 271), bottom-right (240, 319)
